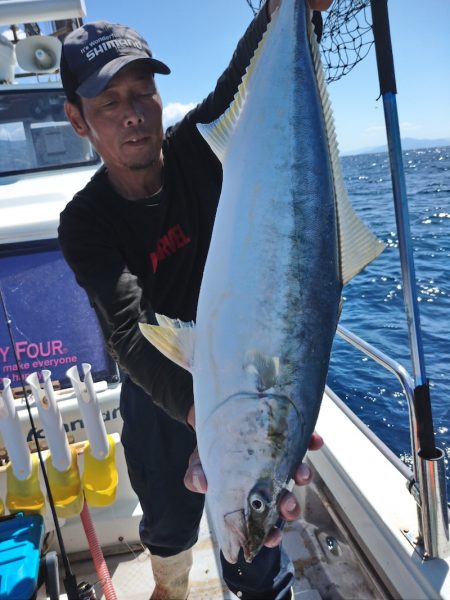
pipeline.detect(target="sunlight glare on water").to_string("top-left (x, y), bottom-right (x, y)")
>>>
top-left (327, 145), bottom-right (450, 490)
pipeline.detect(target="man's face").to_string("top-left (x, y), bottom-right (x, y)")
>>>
top-left (71, 62), bottom-right (164, 173)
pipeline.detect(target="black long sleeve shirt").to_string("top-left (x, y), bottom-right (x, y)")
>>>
top-left (58, 6), bottom-right (271, 424)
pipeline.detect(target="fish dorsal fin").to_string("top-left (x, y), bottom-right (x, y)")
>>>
top-left (244, 350), bottom-right (280, 393)
top-left (196, 8), bottom-right (276, 162)
top-left (139, 314), bottom-right (195, 372)
top-left (308, 15), bottom-right (385, 284)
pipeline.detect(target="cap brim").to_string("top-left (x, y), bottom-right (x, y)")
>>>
top-left (77, 55), bottom-right (170, 98)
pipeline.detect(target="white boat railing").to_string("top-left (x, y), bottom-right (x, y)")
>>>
top-left (336, 324), bottom-right (450, 559)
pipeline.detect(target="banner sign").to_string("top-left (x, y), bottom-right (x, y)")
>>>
top-left (0, 243), bottom-right (117, 387)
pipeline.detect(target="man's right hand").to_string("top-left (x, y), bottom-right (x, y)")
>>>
top-left (268, 0), bottom-right (333, 17)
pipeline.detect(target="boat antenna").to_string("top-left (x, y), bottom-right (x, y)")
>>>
top-left (0, 285), bottom-right (81, 600)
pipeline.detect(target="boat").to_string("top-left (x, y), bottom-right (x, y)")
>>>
top-left (0, 1), bottom-right (449, 598)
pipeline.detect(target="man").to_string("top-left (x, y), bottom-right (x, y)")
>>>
top-left (59, 1), bottom-right (330, 598)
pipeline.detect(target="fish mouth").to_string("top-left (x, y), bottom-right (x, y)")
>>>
top-left (223, 509), bottom-right (250, 564)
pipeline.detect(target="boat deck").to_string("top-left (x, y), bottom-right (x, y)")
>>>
top-left (36, 475), bottom-right (380, 600)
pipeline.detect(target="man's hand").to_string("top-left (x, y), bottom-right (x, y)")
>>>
top-left (264, 431), bottom-right (324, 548)
top-left (308, 0), bottom-right (333, 9)
top-left (184, 404), bottom-right (324, 549)
top-left (268, 0), bottom-right (333, 17)
top-left (184, 446), bottom-right (208, 494)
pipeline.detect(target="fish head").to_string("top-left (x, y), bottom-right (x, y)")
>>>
top-left (244, 479), bottom-right (280, 561)
top-left (219, 480), bottom-right (279, 564)
top-left (218, 476), bottom-right (283, 564)
top-left (199, 390), bottom-right (306, 563)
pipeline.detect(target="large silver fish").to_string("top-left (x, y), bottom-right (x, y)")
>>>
top-left (140, 0), bottom-right (383, 564)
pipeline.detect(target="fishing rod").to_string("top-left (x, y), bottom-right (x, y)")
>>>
top-left (370, 0), bottom-right (449, 558)
top-left (0, 285), bottom-right (81, 599)
top-left (370, 0), bottom-right (435, 459)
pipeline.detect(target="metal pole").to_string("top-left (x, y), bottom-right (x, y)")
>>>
top-left (370, 0), bottom-right (426, 391)
top-left (370, 0), bottom-right (449, 558)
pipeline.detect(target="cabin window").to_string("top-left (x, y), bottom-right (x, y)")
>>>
top-left (0, 88), bottom-right (99, 176)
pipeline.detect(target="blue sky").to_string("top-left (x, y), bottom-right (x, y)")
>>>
top-left (4, 0), bottom-right (446, 153)
top-left (81, 0), bottom-right (450, 153)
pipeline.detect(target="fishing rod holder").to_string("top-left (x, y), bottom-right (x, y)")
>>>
top-left (417, 449), bottom-right (450, 558)
top-left (336, 325), bottom-right (450, 559)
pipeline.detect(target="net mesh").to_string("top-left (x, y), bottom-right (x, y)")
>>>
top-left (245, 0), bottom-right (373, 83)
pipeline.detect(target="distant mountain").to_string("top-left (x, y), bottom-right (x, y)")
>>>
top-left (342, 137), bottom-right (450, 156)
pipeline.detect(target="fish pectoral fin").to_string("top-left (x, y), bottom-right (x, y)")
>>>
top-left (139, 316), bottom-right (195, 372)
top-left (244, 350), bottom-right (279, 392)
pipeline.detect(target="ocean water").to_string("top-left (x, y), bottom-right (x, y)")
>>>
top-left (327, 146), bottom-right (450, 488)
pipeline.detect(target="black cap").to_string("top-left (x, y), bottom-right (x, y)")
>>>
top-left (60, 21), bottom-right (170, 100)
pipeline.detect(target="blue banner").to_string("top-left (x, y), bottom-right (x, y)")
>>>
top-left (0, 242), bottom-right (117, 388)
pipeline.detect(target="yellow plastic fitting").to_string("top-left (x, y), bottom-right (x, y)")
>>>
top-left (6, 453), bottom-right (45, 514)
top-left (82, 434), bottom-right (118, 508)
top-left (46, 446), bottom-right (84, 518)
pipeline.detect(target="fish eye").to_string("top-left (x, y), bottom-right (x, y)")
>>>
top-left (249, 492), bottom-right (267, 513)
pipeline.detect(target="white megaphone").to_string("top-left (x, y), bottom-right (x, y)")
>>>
top-left (0, 35), bottom-right (16, 83)
top-left (15, 35), bottom-right (62, 73)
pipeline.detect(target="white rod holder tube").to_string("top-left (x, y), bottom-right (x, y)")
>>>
top-left (0, 378), bottom-right (32, 480)
top-left (26, 370), bottom-right (71, 472)
top-left (66, 364), bottom-right (109, 460)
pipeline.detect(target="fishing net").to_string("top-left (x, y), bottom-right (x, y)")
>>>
top-left (245, 0), bottom-right (373, 83)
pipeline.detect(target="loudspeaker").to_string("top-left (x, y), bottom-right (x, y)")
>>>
top-left (15, 35), bottom-right (62, 73)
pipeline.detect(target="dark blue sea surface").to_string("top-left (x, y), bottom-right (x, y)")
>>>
top-left (327, 146), bottom-right (450, 485)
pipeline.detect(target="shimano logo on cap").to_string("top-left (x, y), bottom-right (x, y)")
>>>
top-left (82, 36), bottom-right (146, 61)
